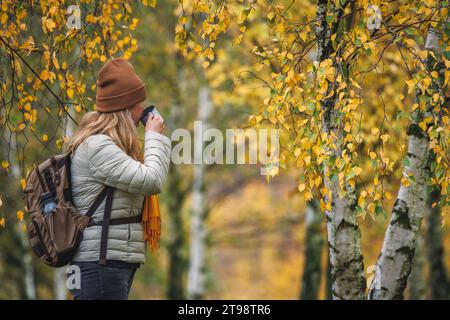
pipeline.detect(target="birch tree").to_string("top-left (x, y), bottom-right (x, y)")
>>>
top-left (187, 85), bottom-right (213, 299)
top-left (2, 129), bottom-right (36, 299)
top-left (316, 0), bottom-right (366, 299)
top-left (368, 25), bottom-right (447, 300)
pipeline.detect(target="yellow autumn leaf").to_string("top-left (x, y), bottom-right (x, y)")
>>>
top-left (373, 176), bottom-right (380, 186)
top-left (304, 156), bottom-right (311, 166)
top-left (347, 143), bottom-right (355, 152)
top-left (380, 134), bottom-right (390, 144)
top-left (45, 18), bottom-right (56, 32)
top-left (304, 191), bottom-right (313, 201)
top-left (401, 176), bottom-right (410, 187)
top-left (326, 66), bottom-right (336, 82)
top-left (67, 88), bottom-right (74, 99)
top-left (344, 122), bottom-right (351, 133)
top-left (40, 69), bottom-right (50, 80)
top-left (300, 31), bottom-right (308, 42)
top-left (432, 93), bottom-right (440, 102)
top-left (315, 176), bottom-right (322, 187)
top-left (1, 13), bottom-right (7, 24)
top-left (418, 121), bottom-right (427, 132)
top-left (353, 166), bottom-right (363, 176)
top-left (2, 160), bottom-right (9, 169)
top-left (276, 22), bottom-right (285, 33)
top-left (348, 178), bottom-right (356, 189)
top-left (405, 79), bottom-right (416, 94)
top-left (52, 53), bottom-right (60, 70)
top-left (358, 196), bottom-right (365, 208)
top-left (16, 210), bottom-right (24, 222)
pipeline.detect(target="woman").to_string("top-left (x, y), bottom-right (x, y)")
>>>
top-left (65, 58), bottom-right (171, 300)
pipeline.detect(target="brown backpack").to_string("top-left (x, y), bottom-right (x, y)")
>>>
top-left (23, 152), bottom-right (141, 267)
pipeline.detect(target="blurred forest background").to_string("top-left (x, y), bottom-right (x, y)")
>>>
top-left (0, 0), bottom-right (449, 299)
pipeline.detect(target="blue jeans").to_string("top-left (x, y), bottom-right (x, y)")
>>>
top-left (68, 261), bottom-right (138, 300)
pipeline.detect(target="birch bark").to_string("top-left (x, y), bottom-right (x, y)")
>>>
top-left (187, 85), bottom-right (213, 299)
top-left (316, 0), bottom-right (366, 299)
top-left (368, 28), bottom-right (444, 300)
top-left (3, 130), bottom-right (36, 299)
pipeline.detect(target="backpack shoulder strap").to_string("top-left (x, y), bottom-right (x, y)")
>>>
top-left (99, 187), bottom-right (114, 265)
top-left (85, 186), bottom-right (110, 218)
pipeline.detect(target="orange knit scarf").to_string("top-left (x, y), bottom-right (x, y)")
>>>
top-left (142, 194), bottom-right (161, 252)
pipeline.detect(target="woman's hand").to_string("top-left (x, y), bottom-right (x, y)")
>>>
top-left (145, 114), bottom-right (165, 133)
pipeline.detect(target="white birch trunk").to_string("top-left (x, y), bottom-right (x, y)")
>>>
top-left (316, 0), bottom-right (366, 299)
top-left (368, 28), bottom-right (443, 300)
top-left (325, 184), bottom-right (365, 300)
top-left (187, 85), bottom-right (213, 299)
top-left (53, 268), bottom-right (66, 300)
top-left (4, 130), bottom-right (36, 300)
top-left (18, 222), bottom-right (36, 300)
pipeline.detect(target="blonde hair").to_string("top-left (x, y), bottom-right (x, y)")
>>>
top-left (66, 108), bottom-right (143, 162)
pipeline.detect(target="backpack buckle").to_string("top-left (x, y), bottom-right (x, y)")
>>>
top-left (50, 157), bottom-right (61, 186)
top-left (54, 171), bottom-right (61, 186)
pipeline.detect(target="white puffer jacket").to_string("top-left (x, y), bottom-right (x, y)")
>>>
top-left (70, 131), bottom-right (171, 264)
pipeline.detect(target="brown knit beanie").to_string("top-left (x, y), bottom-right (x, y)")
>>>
top-left (95, 58), bottom-right (147, 112)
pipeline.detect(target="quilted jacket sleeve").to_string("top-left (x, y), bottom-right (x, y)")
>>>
top-left (86, 131), bottom-right (171, 195)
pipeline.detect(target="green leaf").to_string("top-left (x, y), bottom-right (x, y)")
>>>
top-left (326, 14), bottom-right (334, 24)
top-left (375, 205), bottom-right (385, 217)
top-left (270, 88), bottom-right (277, 97)
top-left (355, 206), bottom-right (365, 217)
top-left (415, 36), bottom-right (424, 46)
top-left (402, 157), bottom-right (411, 168)
top-left (405, 28), bottom-right (415, 35)
top-left (347, 170), bottom-right (355, 180)
top-left (445, 21), bottom-right (450, 37)
top-left (443, 44), bottom-right (450, 60)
